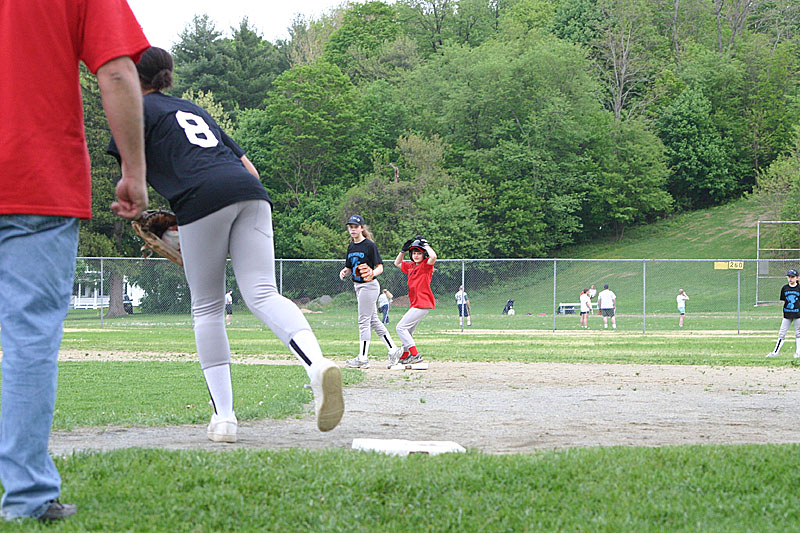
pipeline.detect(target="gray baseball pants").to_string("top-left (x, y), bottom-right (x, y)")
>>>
top-left (179, 200), bottom-right (314, 369)
top-left (354, 279), bottom-right (391, 342)
top-left (396, 307), bottom-right (430, 350)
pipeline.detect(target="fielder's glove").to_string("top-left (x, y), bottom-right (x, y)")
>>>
top-left (356, 263), bottom-right (375, 282)
top-left (401, 238), bottom-right (415, 252)
top-left (131, 209), bottom-right (184, 268)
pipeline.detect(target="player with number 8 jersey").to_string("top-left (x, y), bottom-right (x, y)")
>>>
top-left (107, 47), bottom-right (344, 443)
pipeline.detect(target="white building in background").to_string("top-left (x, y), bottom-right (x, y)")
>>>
top-left (70, 278), bottom-right (145, 309)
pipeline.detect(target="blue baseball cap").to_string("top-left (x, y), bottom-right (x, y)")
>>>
top-left (347, 214), bottom-right (365, 226)
top-left (788, 269), bottom-right (798, 277)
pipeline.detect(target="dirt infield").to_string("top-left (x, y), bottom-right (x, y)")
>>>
top-left (48, 351), bottom-right (800, 455)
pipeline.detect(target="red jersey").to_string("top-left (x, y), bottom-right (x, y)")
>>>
top-left (0, 0), bottom-right (149, 218)
top-left (401, 260), bottom-right (435, 309)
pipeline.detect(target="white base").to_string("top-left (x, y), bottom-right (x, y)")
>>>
top-left (388, 362), bottom-right (429, 370)
top-left (352, 438), bottom-right (465, 456)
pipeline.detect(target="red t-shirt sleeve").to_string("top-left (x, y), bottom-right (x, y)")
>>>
top-left (81, 0), bottom-right (150, 73)
top-left (401, 261), bottom-right (412, 274)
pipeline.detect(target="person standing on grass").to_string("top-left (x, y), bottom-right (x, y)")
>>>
top-left (597, 283), bottom-right (617, 329)
top-left (338, 215), bottom-right (403, 369)
top-left (108, 47), bottom-right (343, 444)
top-left (225, 290), bottom-right (233, 326)
top-left (579, 288), bottom-right (593, 329)
top-left (378, 289), bottom-right (393, 324)
top-left (0, 0), bottom-right (149, 522)
top-left (455, 285), bottom-right (471, 327)
top-left (676, 289), bottom-right (690, 327)
top-left (588, 285), bottom-right (597, 300)
top-left (766, 269), bottom-right (800, 359)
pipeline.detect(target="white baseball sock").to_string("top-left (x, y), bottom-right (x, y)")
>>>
top-left (381, 334), bottom-right (397, 350)
top-left (359, 339), bottom-right (370, 359)
top-left (773, 338), bottom-right (785, 354)
top-left (289, 329), bottom-right (326, 379)
top-left (204, 364), bottom-right (234, 418)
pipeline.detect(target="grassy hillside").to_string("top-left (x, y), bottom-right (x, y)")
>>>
top-left (560, 195), bottom-right (767, 259)
top-left (447, 195), bottom-right (784, 325)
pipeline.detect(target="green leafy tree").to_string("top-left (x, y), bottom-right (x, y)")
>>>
top-left (171, 15), bottom-right (234, 111)
top-left (222, 19), bottom-right (289, 110)
top-left (323, 1), bottom-right (400, 81)
top-left (172, 16), bottom-right (288, 116)
top-left (283, 11), bottom-right (346, 67)
top-left (500, 0), bottom-right (556, 34)
top-left (754, 126), bottom-right (800, 224)
top-left (396, 0), bottom-right (456, 55)
top-left (587, 118), bottom-right (672, 240)
top-left (656, 86), bottom-right (736, 209)
top-left (550, 0), bottom-right (603, 47)
top-left (237, 62), bottom-right (364, 204)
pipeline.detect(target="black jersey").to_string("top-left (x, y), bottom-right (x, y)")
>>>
top-left (780, 283), bottom-right (800, 319)
top-left (107, 92), bottom-right (268, 225)
top-left (344, 239), bottom-right (382, 283)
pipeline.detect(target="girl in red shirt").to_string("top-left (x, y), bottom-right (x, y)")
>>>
top-left (392, 237), bottom-right (437, 366)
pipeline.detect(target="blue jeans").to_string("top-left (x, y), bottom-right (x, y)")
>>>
top-left (0, 215), bottom-right (79, 519)
top-left (379, 305), bottom-right (389, 324)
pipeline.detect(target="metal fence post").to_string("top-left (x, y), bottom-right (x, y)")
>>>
top-left (279, 259), bottom-right (283, 295)
top-left (99, 257), bottom-right (104, 328)
top-left (642, 259), bottom-right (646, 334)
top-left (738, 268), bottom-right (741, 334)
top-left (461, 259), bottom-right (465, 333)
top-left (552, 259), bottom-right (557, 332)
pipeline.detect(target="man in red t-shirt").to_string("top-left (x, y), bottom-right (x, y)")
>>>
top-left (0, 0), bottom-right (148, 522)
top-left (392, 237), bottom-right (438, 366)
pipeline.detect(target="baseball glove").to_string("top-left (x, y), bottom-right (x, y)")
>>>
top-left (356, 263), bottom-right (374, 282)
top-left (131, 209), bottom-right (183, 268)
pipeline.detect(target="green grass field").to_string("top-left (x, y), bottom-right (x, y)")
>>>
top-left (4, 196), bottom-right (800, 530)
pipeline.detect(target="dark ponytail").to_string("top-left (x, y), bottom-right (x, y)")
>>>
top-left (136, 47), bottom-right (173, 91)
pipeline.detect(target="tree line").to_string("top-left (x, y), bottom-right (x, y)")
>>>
top-left (81, 0), bottom-right (800, 267)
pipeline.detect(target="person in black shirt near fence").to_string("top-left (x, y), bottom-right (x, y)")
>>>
top-left (766, 269), bottom-right (800, 358)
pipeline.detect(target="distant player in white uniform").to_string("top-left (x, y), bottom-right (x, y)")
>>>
top-left (579, 288), bottom-right (592, 329)
top-left (339, 215), bottom-right (402, 369)
top-left (597, 283), bottom-right (617, 329)
top-left (455, 285), bottom-right (471, 327)
top-left (108, 47), bottom-right (343, 442)
top-left (676, 289), bottom-right (689, 327)
top-left (378, 289), bottom-right (393, 324)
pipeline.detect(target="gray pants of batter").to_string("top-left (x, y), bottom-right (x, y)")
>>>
top-left (180, 200), bottom-right (314, 370)
top-left (354, 280), bottom-right (391, 342)
top-left (396, 307), bottom-right (431, 350)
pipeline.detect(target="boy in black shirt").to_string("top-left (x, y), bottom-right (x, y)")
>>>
top-left (767, 269), bottom-right (800, 358)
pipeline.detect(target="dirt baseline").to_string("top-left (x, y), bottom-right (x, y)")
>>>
top-left (48, 354), bottom-right (800, 455)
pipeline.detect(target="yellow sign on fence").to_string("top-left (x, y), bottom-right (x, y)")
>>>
top-left (714, 261), bottom-right (744, 270)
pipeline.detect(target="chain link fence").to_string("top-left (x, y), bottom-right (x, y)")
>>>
top-left (70, 257), bottom-right (799, 333)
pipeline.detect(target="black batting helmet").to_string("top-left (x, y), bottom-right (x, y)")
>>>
top-left (408, 239), bottom-right (428, 257)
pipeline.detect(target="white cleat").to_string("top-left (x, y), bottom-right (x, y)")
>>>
top-left (312, 360), bottom-right (344, 432)
top-left (387, 346), bottom-right (403, 368)
top-left (345, 356), bottom-right (370, 369)
top-left (766, 352), bottom-right (780, 358)
top-left (794, 352), bottom-right (800, 359)
top-left (207, 412), bottom-right (238, 443)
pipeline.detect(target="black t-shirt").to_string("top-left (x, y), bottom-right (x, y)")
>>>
top-left (344, 239), bottom-right (382, 283)
top-left (107, 92), bottom-right (269, 225)
top-left (780, 283), bottom-right (800, 318)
